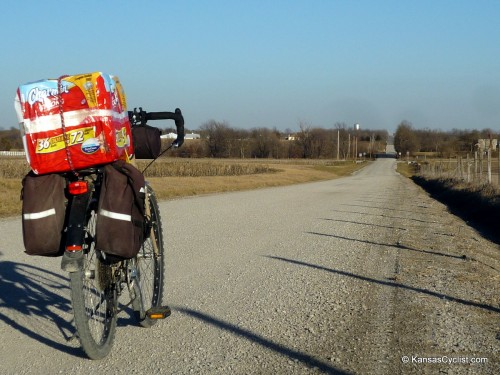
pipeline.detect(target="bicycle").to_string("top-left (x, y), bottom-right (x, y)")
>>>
top-left (59, 108), bottom-right (184, 359)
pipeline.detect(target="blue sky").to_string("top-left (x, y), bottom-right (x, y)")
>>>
top-left (1, 0), bottom-right (499, 133)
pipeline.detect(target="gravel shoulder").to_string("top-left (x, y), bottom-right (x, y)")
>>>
top-left (0, 159), bottom-right (498, 374)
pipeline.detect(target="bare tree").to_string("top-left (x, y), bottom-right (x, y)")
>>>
top-left (334, 122), bottom-right (350, 159)
top-left (295, 122), bottom-right (314, 158)
top-left (200, 120), bottom-right (234, 158)
top-left (394, 121), bottom-right (420, 156)
top-left (250, 128), bottom-right (279, 158)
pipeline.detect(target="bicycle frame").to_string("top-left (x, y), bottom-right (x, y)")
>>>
top-left (61, 168), bottom-right (141, 293)
top-left (58, 106), bottom-right (182, 359)
top-left (61, 168), bottom-right (102, 272)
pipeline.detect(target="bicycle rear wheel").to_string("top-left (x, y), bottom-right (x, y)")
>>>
top-left (132, 183), bottom-right (165, 327)
top-left (69, 208), bottom-right (117, 359)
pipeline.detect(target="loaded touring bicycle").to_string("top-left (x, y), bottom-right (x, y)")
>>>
top-left (16, 72), bottom-right (184, 359)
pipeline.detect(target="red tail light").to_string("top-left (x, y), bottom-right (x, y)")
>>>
top-left (66, 245), bottom-right (83, 251)
top-left (68, 181), bottom-right (88, 195)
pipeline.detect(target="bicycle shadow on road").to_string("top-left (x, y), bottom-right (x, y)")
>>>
top-left (265, 256), bottom-right (500, 314)
top-left (174, 306), bottom-right (349, 375)
top-left (0, 261), bottom-right (85, 358)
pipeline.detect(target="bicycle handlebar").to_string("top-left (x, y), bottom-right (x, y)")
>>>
top-left (128, 107), bottom-right (185, 148)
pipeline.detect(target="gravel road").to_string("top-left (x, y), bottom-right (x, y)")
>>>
top-left (0, 159), bottom-right (498, 374)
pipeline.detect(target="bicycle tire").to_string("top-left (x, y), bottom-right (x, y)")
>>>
top-left (69, 208), bottom-right (118, 359)
top-left (132, 183), bottom-right (165, 327)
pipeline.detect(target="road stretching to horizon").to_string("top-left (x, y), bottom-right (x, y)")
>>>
top-left (0, 159), bottom-right (498, 374)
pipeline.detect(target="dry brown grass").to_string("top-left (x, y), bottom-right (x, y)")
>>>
top-left (0, 178), bottom-right (23, 217)
top-left (0, 157), bottom-right (367, 217)
top-left (0, 158), bottom-right (31, 178)
top-left (396, 161), bottom-right (418, 178)
top-left (136, 159), bottom-right (276, 177)
top-left (146, 160), bottom-right (366, 200)
top-left (0, 159), bottom-right (28, 217)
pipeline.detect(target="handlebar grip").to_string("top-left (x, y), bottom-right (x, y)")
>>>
top-left (146, 109), bottom-right (184, 141)
top-left (129, 108), bottom-right (185, 148)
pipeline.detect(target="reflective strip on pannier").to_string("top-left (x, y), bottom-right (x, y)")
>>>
top-left (99, 209), bottom-right (132, 222)
top-left (23, 208), bottom-right (56, 220)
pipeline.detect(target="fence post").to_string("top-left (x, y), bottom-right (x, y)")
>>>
top-left (474, 151), bottom-right (478, 182)
top-left (458, 156), bottom-right (463, 180)
top-left (487, 146), bottom-right (492, 184)
top-left (466, 153), bottom-right (471, 183)
top-left (479, 151), bottom-right (483, 183)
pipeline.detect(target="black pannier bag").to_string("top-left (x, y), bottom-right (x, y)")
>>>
top-left (95, 160), bottom-right (145, 260)
top-left (21, 172), bottom-right (66, 256)
top-left (132, 125), bottom-right (161, 159)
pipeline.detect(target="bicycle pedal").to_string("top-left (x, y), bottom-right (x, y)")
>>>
top-left (146, 306), bottom-right (171, 319)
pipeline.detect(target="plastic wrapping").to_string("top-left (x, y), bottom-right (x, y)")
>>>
top-left (15, 72), bottom-right (133, 174)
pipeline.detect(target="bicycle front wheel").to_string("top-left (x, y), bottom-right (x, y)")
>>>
top-left (70, 209), bottom-right (117, 359)
top-left (133, 184), bottom-right (165, 327)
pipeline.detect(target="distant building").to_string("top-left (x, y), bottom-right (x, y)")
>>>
top-left (186, 133), bottom-right (201, 140)
top-left (161, 132), bottom-right (200, 140)
top-left (160, 132), bottom-right (178, 139)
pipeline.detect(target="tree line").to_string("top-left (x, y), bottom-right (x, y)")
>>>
top-left (172, 120), bottom-right (388, 159)
top-left (0, 122), bottom-right (389, 159)
top-left (394, 121), bottom-right (499, 157)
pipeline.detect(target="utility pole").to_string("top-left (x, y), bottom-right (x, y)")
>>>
top-left (354, 124), bottom-right (360, 161)
top-left (337, 130), bottom-right (340, 161)
top-left (348, 134), bottom-right (351, 161)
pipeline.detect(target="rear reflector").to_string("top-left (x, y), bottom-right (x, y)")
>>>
top-left (66, 245), bottom-right (83, 251)
top-left (68, 181), bottom-right (88, 195)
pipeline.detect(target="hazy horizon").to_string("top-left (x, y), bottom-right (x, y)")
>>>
top-left (1, 1), bottom-right (499, 134)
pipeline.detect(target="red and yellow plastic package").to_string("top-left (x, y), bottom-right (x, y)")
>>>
top-left (15, 72), bottom-right (133, 175)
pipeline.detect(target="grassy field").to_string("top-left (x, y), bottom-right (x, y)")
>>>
top-left (395, 160), bottom-right (416, 178)
top-left (0, 158), bottom-right (367, 218)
